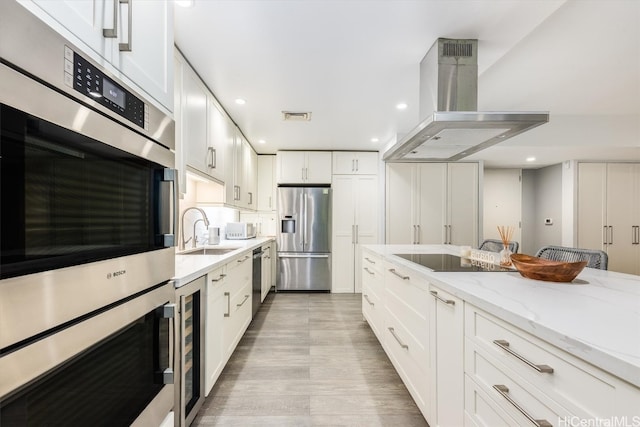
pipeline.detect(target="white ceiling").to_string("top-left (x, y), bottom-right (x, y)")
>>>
top-left (174, 0), bottom-right (640, 169)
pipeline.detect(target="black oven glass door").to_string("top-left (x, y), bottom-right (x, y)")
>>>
top-left (0, 302), bottom-right (172, 426)
top-left (0, 103), bottom-right (173, 279)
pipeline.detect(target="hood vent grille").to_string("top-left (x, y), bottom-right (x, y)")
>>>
top-left (442, 41), bottom-right (473, 57)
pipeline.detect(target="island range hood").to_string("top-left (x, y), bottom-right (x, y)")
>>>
top-left (383, 38), bottom-right (549, 162)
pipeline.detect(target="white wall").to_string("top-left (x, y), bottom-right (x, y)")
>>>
top-left (521, 170), bottom-right (537, 255)
top-left (521, 164), bottom-right (564, 253)
top-left (483, 169), bottom-right (522, 250)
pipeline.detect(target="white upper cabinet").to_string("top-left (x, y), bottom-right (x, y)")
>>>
top-left (277, 151), bottom-right (332, 184)
top-left (332, 152), bottom-right (379, 175)
top-left (182, 65), bottom-right (209, 176)
top-left (257, 156), bottom-right (276, 212)
top-left (206, 97), bottom-right (232, 183)
top-left (23, 0), bottom-right (174, 112)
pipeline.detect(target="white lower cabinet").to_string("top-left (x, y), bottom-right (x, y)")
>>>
top-left (261, 244), bottom-right (273, 302)
top-left (223, 254), bottom-right (252, 357)
top-left (204, 265), bottom-right (226, 395)
top-left (464, 304), bottom-right (639, 424)
top-left (204, 251), bottom-right (253, 397)
top-left (429, 284), bottom-right (464, 427)
top-left (361, 253), bottom-right (640, 427)
top-left (361, 250), bottom-right (385, 341)
top-left (383, 261), bottom-right (431, 420)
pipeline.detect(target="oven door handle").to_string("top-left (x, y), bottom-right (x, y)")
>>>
top-left (156, 302), bottom-right (176, 385)
top-left (160, 168), bottom-right (179, 247)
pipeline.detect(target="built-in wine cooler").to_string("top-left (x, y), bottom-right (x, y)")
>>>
top-left (176, 276), bottom-right (206, 426)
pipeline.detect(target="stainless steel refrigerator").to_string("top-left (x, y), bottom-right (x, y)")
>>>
top-left (277, 186), bottom-right (331, 291)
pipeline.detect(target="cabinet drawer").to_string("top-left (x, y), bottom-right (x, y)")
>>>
top-left (465, 340), bottom-right (568, 426)
top-left (465, 305), bottom-right (618, 418)
top-left (384, 286), bottom-right (428, 369)
top-left (362, 262), bottom-right (383, 295)
top-left (362, 251), bottom-right (383, 275)
top-left (464, 374), bottom-right (519, 427)
top-left (384, 312), bottom-right (429, 416)
top-left (362, 284), bottom-right (384, 342)
top-left (384, 262), bottom-right (428, 318)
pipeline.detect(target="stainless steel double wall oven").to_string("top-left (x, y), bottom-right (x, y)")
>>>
top-left (0, 2), bottom-right (178, 425)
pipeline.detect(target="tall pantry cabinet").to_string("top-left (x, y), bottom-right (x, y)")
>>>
top-left (332, 152), bottom-right (379, 293)
top-left (577, 162), bottom-right (640, 275)
top-left (386, 163), bottom-right (479, 246)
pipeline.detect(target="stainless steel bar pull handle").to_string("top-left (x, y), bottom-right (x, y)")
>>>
top-left (207, 147), bottom-right (217, 169)
top-left (430, 290), bottom-right (455, 305)
top-left (389, 268), bottom-right (410, 280)
top-left (416, 224), bottom-right (420, 244)
top-left (364, 257), bottom-right (376, 265)
top-left (119, 0), bottom-right (133, 52)
top-left (493, 340), bottom-right (554, 373)
top-left (609, 225), bottom-right (613, 245)
top-left (364, 267), bottom-right (375, 275)
top-left (364, 294), bottom-right (374, 306)
top-left (388, 327), bottom-right (408, 349)
top-left (160, 168), bottom-right (178, 247)
top-left (211, 273), bottom-right (226, 282)
top-left (224, 292), bottom-right (230, 317)
top-left (103, 0), bottom-right (119, 37)
top-left (237, 255), bottom-right (250, 263)
top-left (603, 225), bottom-right (608, 245)
top-left (492, 385), bottom-right (552, 427)
top-left (237, 294), bottom-right (249, 307)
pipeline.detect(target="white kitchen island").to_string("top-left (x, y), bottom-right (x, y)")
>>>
top-left (361, 244), bottom-right (640, 427)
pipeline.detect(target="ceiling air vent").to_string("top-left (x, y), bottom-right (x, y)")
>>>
top-left (282, 111), bottom-right (312, 121)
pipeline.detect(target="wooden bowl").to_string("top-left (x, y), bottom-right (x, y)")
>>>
top-left (510, 254), bottom-right (587, 283)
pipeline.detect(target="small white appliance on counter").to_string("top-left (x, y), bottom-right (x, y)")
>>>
top-left (226, 222), bottom-right (256, 239)
top-left (207, 226), bottom-right (221, 245)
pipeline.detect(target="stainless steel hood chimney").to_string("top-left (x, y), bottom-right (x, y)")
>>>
top-left (383, 38), bottom-right (549, 162)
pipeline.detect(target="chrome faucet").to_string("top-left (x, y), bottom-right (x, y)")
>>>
top-left (180, 207), bottom-right (210, 250)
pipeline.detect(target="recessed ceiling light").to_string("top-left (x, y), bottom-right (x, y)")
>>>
top-left (258, 139), bottom-right (266, 144)
top-left (396, 103), bottom-right (408, 110)
top-left (526, 156), bottom-right (536, 162)
top-left (175, 0), bottom-right (194, 7)
top-left (371, 138), bottom-right (379, 143)
top-left (235, 98), bottom-right (246, 105)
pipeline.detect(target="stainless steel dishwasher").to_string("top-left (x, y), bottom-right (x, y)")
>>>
top-left (252, 247), bottom-right (263, 318)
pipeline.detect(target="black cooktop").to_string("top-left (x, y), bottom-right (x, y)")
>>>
top-left (393, 253), bottom-right (512, 272)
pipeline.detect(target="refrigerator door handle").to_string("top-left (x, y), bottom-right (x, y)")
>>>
top-left (278, 253), bottom-right (330, 258)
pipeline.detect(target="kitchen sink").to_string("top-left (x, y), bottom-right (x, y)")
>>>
top-left (179, 247), bottom-right (239, 255)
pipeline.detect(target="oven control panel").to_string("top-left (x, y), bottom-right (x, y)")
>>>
top-left (63, 46), bottom-right (148, 130)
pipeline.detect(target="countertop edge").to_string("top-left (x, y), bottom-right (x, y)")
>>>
top-left (173, 237), bottom-right (275, 287)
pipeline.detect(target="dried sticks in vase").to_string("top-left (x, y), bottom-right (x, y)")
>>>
top-left (497, 226), bottom-right (515, 266)
top-left (497, 226), bottom-right (514, 249)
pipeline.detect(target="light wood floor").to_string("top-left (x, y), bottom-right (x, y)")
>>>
top-left (193, 292), bottom-right (428, 426)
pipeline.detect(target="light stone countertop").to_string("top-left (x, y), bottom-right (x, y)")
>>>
top-left (174, 237), bottom-right (275, 287)
top-left (363, 244), bottom-right (640, 388)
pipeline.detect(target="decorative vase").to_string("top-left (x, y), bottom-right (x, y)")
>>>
top-left (499, 246), bottom-right (512, 266)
